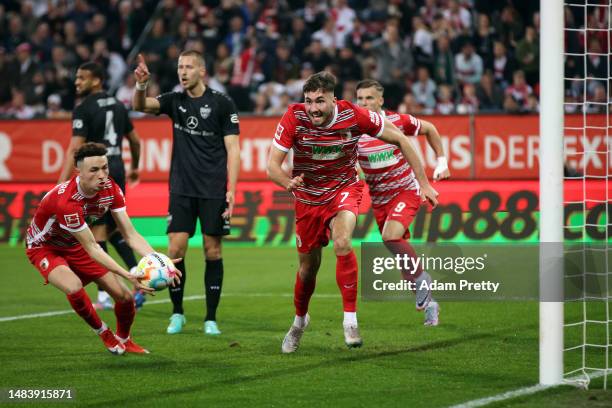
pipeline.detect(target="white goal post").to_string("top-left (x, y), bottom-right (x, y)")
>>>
top-left (539, 0), bottom-right (564, 386)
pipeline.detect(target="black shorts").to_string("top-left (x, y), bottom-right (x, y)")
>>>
top-left (93, 172), bottom-right (126, 230)
top-left (167, 193), bottom-right (230, 237)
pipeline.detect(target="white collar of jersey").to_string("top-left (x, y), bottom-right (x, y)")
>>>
top-left (321, 104), bottom-right (339, 129)
top-left (75, 176), bottom-right (96, 198)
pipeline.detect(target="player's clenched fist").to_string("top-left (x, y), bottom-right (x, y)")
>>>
top-left (134, 53), bottom-right (150, 84)
top-left (286, 173), bottom-right (305, 192)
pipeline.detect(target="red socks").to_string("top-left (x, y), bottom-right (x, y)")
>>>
top-left (336, 251), bottom-right (358, 312)
top-left (66, 288), bottom-right (102, 330)
top-left (384, 239), bottom-right (423, 281)
top-left (67, 288), bottom-right (135, 339)
top-left (294, 250), bottom-right (359, 315)
top-left (114, 299), bottom-right (135, 339)
top-left (294, 272), bottom-right (316, 316)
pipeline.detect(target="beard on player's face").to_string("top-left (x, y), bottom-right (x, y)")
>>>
top-left (75, 79), bottom-right (92, 96)
top-left (75, 69), bottom-right (98, 97)
top-left (305, 91), bottom-right (335, 126)
top-left (308, 108), bottom-right (331, 125)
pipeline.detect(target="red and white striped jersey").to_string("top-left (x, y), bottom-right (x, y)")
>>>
top-left (26, 176), bottom-right (126, 249)
top-left (357, 110), bottom-right (421, 207)
top-left (273, 100), bottom-right (384, 205)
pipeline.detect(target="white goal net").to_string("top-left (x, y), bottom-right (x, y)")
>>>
top-left (562, 0), bottom-right (611, 389)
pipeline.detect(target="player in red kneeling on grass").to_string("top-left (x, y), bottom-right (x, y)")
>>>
top-left (25, 142), bottom-right (181, 355)
top-left (267, 72), bottom-right (439, 353)
top-left (356, 79), bottom-right (451, 326)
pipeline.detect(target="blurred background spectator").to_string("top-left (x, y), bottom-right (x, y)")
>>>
top-left (0, 0), bottom-right (599, 118)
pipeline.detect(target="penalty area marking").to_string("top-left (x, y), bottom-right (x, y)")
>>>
top-left (0, 293), bottom-right (340, 322)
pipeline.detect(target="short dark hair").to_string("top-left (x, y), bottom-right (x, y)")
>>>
top-left (179, 50), bottom-right (205, 67)
top-left (303, 71), bottom-right (337, 94)
top-left (74, 142), bottom-right (107, 165)
top-left (78, 61), bottom-right (105, 81)
top-left (355, 79), bottom-right (384, 95)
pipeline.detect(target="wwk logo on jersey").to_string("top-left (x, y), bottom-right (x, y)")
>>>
top-left (64, 213), bottom-right (81, 228)
top-left (367, 149), bottom-right (399, 169)
top-left (312, 144), bottom-right (345, 160)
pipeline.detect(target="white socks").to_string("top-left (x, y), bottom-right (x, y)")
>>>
top-left (293, 312), bottom-right (358, 328)
top-left (116, 335), bottom-right (129, 343)
top-left (415, 271), bottom-right (432, 287)
top-left (293, 315), bottom-right (307, 329)
top-left (343, 312), bottom-right (357, 327)
top-left (94, 322), bottom-right (108, 335)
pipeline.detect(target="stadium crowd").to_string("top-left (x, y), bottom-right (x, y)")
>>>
top-left (0, 0), bottom-right (607, 119)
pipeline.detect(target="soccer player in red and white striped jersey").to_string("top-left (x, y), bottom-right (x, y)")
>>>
top-left (25, 143), bottom-right (180, 354)
top-left (356, 79), bottom-right (450, 326)
top-left (267, 72), bottom-right (438, 352)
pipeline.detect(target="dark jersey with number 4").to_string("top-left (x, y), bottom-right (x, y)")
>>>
top-left (72, 92), bottom-right (134, 181)
top-left (156, 87), bottom-right (240, 199)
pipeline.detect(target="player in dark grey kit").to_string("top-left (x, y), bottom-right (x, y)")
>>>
top-left (59, 62), bottom-right (144, 310)
top-left (132, 51), bottom-right (240, 335)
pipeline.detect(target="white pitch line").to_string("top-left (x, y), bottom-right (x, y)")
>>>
top-left (0, 293), bottom-right (340, 322)
top-left (448, 370), bottom-right (611, 408)
top-left (447, 384), bottom-right (554, 408)
top-left (4, 295), bottom-right (610, 406)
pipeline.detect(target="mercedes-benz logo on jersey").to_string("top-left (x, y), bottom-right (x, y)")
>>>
top-left (200, 105), bottom-right (211, 119)
top-left (186, 116), bottom-right (199, 129)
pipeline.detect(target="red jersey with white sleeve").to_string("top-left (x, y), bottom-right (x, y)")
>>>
top-left (26, 176), bottom-right (126, 249)
top-left (357, 110), bottom-right (421, 207)
top-left (273, 100), bottom-right (384, 205)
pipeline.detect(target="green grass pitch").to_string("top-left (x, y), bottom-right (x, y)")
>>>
top-left (0, 244), bottom-right (610, 407)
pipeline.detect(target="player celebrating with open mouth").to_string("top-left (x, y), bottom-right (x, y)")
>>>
top-left (267, 72), bottom-right (438, 353)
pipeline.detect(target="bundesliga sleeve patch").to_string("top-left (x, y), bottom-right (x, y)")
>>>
top-left (72, 119), bottom-right (83, 129)
top-left (275, 124), bottom-right (284, 140)
top-left (64, 213), bottom-right (81, 228)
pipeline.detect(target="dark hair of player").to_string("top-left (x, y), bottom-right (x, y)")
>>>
top-left (303, 71), bottom-right (337, 94)
top-left (179, 49), bottom-right (205, 67)
top-left (78, 61), bottom-right (105, 82)
top-left (355, 79), bottom-right (384, 95)
top-left (74, 142), bottom-right (107, 164)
